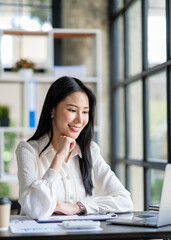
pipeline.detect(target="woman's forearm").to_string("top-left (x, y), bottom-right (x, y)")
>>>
top-left (54, 200), bottom-right (81, 215)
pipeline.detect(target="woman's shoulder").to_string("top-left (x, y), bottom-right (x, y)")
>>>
top-left (16, 139), bottom-right (39, 155)
top-left (90, 141), bottom-right (101, 160)
top-left (16, 134), bottom-right (49, 156)
top-left (90, 140), bottom-right (100, 152)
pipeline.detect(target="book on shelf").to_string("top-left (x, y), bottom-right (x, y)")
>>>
top-left (26, 80), bottom-right (36, 128)
top-left (148, 204), bottom-right (160, 211)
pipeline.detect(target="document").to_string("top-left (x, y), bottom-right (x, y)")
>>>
top-left (37, 213), bottom-right (117, 223)
top-left (10, 218), bottom-right (102, 233)
top-left (10, 219), bottom-right (60, 233)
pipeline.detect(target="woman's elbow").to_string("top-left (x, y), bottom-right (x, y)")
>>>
top-left (122, 193), bottom-right (134, 212)
top-left (115, 192), bottom-right (134, 213)
top-left (19, 192), bottom-right (55, 220)
top-left (127, 196), bottom-right (134, 212)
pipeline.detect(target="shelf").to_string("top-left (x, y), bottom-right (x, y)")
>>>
top-left (53, 28), bottom-right (100, 37)
top-left (0, 28), bottom-right (102, 183)
top-left (0, 127), bottom-right (35, 133)
top-left (0, 73), bottom-right (100, 83)
top-left (3, 30), bottom-right (49, 36)
top-left (0, 72), bottom-right (54, 83)
top-left (53, 32), bottom-right (96, 38)
top-left (2, 28), bottom-right (100, 37)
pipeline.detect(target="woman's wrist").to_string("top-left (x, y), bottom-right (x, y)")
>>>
top-left (76, 202), bottom-right (87, 215)
top-left (50, 153), bottom-right (63, 171)
top-left (74, 203), bottom-right (82, 214)
top-left (55, 200), bottom-right (83, 215)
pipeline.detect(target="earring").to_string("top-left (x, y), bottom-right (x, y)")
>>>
top-left (51, 114), bottom-right (54, 118)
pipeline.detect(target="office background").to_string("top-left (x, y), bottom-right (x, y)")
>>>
top-left (0, 0), bottom-right (169, 213)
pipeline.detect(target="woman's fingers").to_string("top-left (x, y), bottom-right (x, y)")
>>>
top-left (57, 136), bottom-right (76, 155)
top-left (50, 136), bottom-right (76, 171)
top-left (69, 140), bottom-right (76, 152)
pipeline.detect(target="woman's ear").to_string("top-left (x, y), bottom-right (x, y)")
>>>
top-left (51, 108), bottom-right (55, 119)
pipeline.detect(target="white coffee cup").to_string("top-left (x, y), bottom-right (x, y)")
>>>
top-left (0, 197), bottom-right (11, 231)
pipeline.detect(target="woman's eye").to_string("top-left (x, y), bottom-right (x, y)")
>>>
top-left (83, 111), bottom-right (89, 114)
top-left (68, 109), bottom-right (76, 113)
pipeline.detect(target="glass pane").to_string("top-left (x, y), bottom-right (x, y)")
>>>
top-left (115, 163), bottom-right (125, 187)
top-left (130, 166), bottom-right (144, 211)
top-left (127, 0), bottom-right (142, 76)
top-left (21, 5), bottom-right (52, 31)
top-left (114, 16), bottom-right (124, 81)
top-left (150, 169), bottom-right (164, 205)
top-left (114, 88), bottom-right (125, 158)
top-left (147, 0), bottom-right (166, 67)
top-left (0, 1), bottom-right (52, 30)
top-left (3, 130), bottom-right (34, 174)
top-left (1, 34), bottom-right (48, 69)
top-left (113, 0), bottom-right (124, 13)
top-left (128, 81), bottom-right (143, 159)
top-left (148, 72), bottom-right (167, 161)
top-left (0, 181), bottom-right (19, 204)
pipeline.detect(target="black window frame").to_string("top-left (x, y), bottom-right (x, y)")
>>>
top-left (109, 0), bottom-right (171, 210)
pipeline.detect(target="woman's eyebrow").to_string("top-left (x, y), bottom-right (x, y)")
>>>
top-left (66, 104), bottom-right (89, 109)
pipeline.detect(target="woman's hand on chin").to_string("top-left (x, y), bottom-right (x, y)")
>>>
top-left (57, 136), bottom-right (76, 158)
top-left (50, 136), bottom-right (76, 171)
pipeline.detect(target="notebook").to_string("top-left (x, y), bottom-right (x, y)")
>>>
top-left (107, 164), bottom-right (171, 228)
top-left (37, 213), bottom-right (117, 223)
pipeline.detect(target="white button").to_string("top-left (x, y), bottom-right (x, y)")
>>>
top-left (66, 175), bottom-right (70, 180)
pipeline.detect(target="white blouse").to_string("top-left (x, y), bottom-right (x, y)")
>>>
top-left (16, 134), bottom-right (133, 220)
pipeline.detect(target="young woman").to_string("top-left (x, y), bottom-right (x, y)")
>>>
top-left (16, 76), bottom-right (133, 220)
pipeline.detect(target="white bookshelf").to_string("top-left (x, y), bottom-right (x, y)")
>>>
top-left (0, 73), bottom-right (100, 84)
top-left (0, 28), bottom-right (102, 181)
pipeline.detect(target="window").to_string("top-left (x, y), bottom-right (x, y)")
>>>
top-left (0, 0), bottom-right (52, 69)
top-left (0, 0), bottom-right (52, 31)
top-left (110, 0), bottom-right (170, 210)
top-left (0, 0), bottom-right (52, 200)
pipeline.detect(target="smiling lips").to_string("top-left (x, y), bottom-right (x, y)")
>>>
top-left (69, 125), bottom-right (81, 132)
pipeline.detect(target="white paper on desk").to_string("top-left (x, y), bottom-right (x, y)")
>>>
top-left (10, 219), bottom-right (60, 233)
top-left (10, 219), bottom-right (102, 233)
top-left (63, 227), bottom-right (103, 232)
top-left (37, 213), bottom-right (117, 223)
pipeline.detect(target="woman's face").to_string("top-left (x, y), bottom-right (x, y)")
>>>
top-left (52, 91), bottom-right (89, 139)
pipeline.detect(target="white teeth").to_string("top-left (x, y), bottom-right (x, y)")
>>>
top-left (70, 126), bottom-right (79, 130)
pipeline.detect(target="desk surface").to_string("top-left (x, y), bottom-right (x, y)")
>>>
top-left (1, 215), bottom-right (171, 240)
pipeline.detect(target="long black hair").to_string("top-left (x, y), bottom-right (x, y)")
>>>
top-left (28, 76), bottom-right (96, 195)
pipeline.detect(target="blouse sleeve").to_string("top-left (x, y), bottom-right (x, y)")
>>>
top-left (16, 141), bottom-right (60, 220)
top-left (81, 142), bottom-right (133, 214)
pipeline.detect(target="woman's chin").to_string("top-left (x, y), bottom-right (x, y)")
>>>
top-left (66, 132), bottom-right (80, 139)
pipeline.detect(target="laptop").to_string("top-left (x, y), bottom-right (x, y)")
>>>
top-left (107, 164), bottom-right (171, 228)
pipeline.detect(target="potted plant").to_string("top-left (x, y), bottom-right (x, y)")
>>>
top-left (0, 182), bottom-right (10, 198)
top-left (13, 58), bottom-right (35, 79)
top-left (0, 105), bottom-right (10, 126)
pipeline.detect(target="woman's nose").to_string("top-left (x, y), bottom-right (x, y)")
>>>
top-left (75, 112), bottom-right (82, 123)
